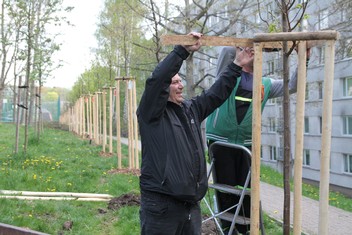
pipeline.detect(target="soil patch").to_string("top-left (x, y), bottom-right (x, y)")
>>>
top-left (108, 193), bottom-right (140, 211)
top-left (107, 168), bottom-right (141, 176)
top-left (99, 151), bottom-right (114, 158)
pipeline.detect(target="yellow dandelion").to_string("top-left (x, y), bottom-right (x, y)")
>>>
top-left (33, 174), bottom-right (37, 180)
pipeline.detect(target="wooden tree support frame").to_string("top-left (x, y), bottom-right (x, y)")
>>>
top-left (114, 77), bottom-right (140, 170)
top-left (161, 30), bottom-right (338, 235)
top-left (60, 78), bottom-right (140, 171)
top-left (251, 31), bottom-right (337, 235)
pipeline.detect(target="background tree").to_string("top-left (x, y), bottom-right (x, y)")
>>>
top-left (0, 0), bottom-right (26, 122)
top-left (137, 0), bottom-right (253, 98)
top-left (2, 0), bottom-right (72, 152)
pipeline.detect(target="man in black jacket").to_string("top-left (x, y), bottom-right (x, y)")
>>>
top-left (137, 32), bottom-right (254, 235)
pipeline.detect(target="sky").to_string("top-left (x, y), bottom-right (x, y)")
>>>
top-left (46, 0), bottom-right (179, 89)
top-left (46, 0), bottom-right (104, 89)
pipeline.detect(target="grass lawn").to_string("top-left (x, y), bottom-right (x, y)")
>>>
top-left (0, 123), bottom-right (351, 234)
top-left (0, 123), bottom-right (140, 234)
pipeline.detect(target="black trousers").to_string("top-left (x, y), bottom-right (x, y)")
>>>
top-left (209, 141), bottom-right (251, 235)
top-left (140, 190), bottom-right (201, 235)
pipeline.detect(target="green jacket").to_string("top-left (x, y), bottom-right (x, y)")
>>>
top-left (206, 77), bottom-right (272, 147)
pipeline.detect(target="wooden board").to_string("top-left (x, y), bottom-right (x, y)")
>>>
top-left (160, 34), bottom-right (328, 49)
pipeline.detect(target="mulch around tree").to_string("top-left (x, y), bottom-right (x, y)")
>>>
top-left (105, 168), bottom-right (218, 234)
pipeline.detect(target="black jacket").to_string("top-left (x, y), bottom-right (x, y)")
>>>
top-left (137, 45), bottom-right (242, 203)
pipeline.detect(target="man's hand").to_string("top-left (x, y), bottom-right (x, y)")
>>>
top-left (233, 47), bottom-right (254, 67)
top-left (183, 32), bottom-right (203, 52)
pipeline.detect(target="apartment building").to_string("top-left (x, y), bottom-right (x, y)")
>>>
top-left (191, 0), bottom-right (352, 190)
top-left (255, 0), bottom-right (352, 190)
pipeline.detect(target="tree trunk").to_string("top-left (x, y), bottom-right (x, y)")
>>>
top-left (12, 75), bottom-right (17, 123)
top-left (281, 1), bottom-right (291, 234)
top-left (183, 0), bottom-right (195, 99)
top-left (15, 76), bottom-right (23, 154)
top-left (28, 79), bottom-right (35, 124)
top-left (24, 1), bottom-right (34, 154)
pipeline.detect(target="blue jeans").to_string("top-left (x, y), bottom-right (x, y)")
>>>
top-left (140, 190), bottom-right (201, 235)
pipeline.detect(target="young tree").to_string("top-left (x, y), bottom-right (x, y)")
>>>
top-left (257, 0), bottom-right (308, 234)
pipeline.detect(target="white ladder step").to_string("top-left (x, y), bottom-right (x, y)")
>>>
top-left (209, 183), bottom-right (251, 196)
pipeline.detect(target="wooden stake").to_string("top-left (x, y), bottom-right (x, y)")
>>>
top-left (116, 82), bottom-right (122, 169)
top-left (161, 35), bottom-right (254, 47)
top-left (109, 87), bottom-right (113, 153)
top-left (133, 80), bottom-right (140, 169)
top-left (88, 95), bottom-right (93, 140)
top-left (0, 196), bottom-right (111, 202)
top-left (254, 30), bottom-right (338, 42)
top-left (103, 90), bottom-right (107, 152)
top-left (161, 34), bottom-right (329, 49)
top-left (0, 190), bottom-right (113, 198)
top-left (319, 40), bottom-right (335, 235)
top-left (127, 83), bottom-right (133, 168)
top-left (82, 97), bottom-right (86, 137)
top-left (293, 41), bottom-right (307, 235)
top-left (250, 42), bottom-right (263, 235)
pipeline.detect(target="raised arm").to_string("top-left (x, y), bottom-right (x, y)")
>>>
top-left (137, 32), bottom-right (203, 123)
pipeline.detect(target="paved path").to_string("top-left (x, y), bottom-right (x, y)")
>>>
top-left (261, 182), bottom-right (352, 235)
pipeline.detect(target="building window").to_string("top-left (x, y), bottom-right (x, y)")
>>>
top-left (344, 154), bottom-right (352, 173)
top-left (208, 16), bottom-right (213, 27)
top-left (343, 116), bottom-right (352, 135)
top-left (319, 9), bottom-right (329, 30)
top-left (269, 118), bottom-right (276, 132)
top-left (319, 47), bottom-right (325, 64)
top-left (270, 146), bottom-right (277, 161)
top-left (268, 97), bottom-right (276, 104)
top-left (224, 6), bottom-right (228, 18)
top-left (345, 39), bottom-right (352, 58)
top-left (256, 12), bottom-right (261, 24)
top-left (340, 38), bottom-right (352, 59)
top-left (319, 116), bottom-right (322, 134)
top-left (214, 13), bottom-right (220, 24)
top-left (267, 60), bottom-right (274, 74)
top-left (209, 57), bottom-right (213, 69)
top-left (318, 81), bottom-right (323, 99)
top-left (343, 77), bottom-right (352, 97)
top-left (303, 149), bottom-right (310, 166)
top-left (241, 21), bottom-right (248, 32)
top-left (304, 117), bottom-right (309, 134)
top-left (305, 83), bottom-right (309, 100)
top-left (278, 147), bottom-right (283, 161)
